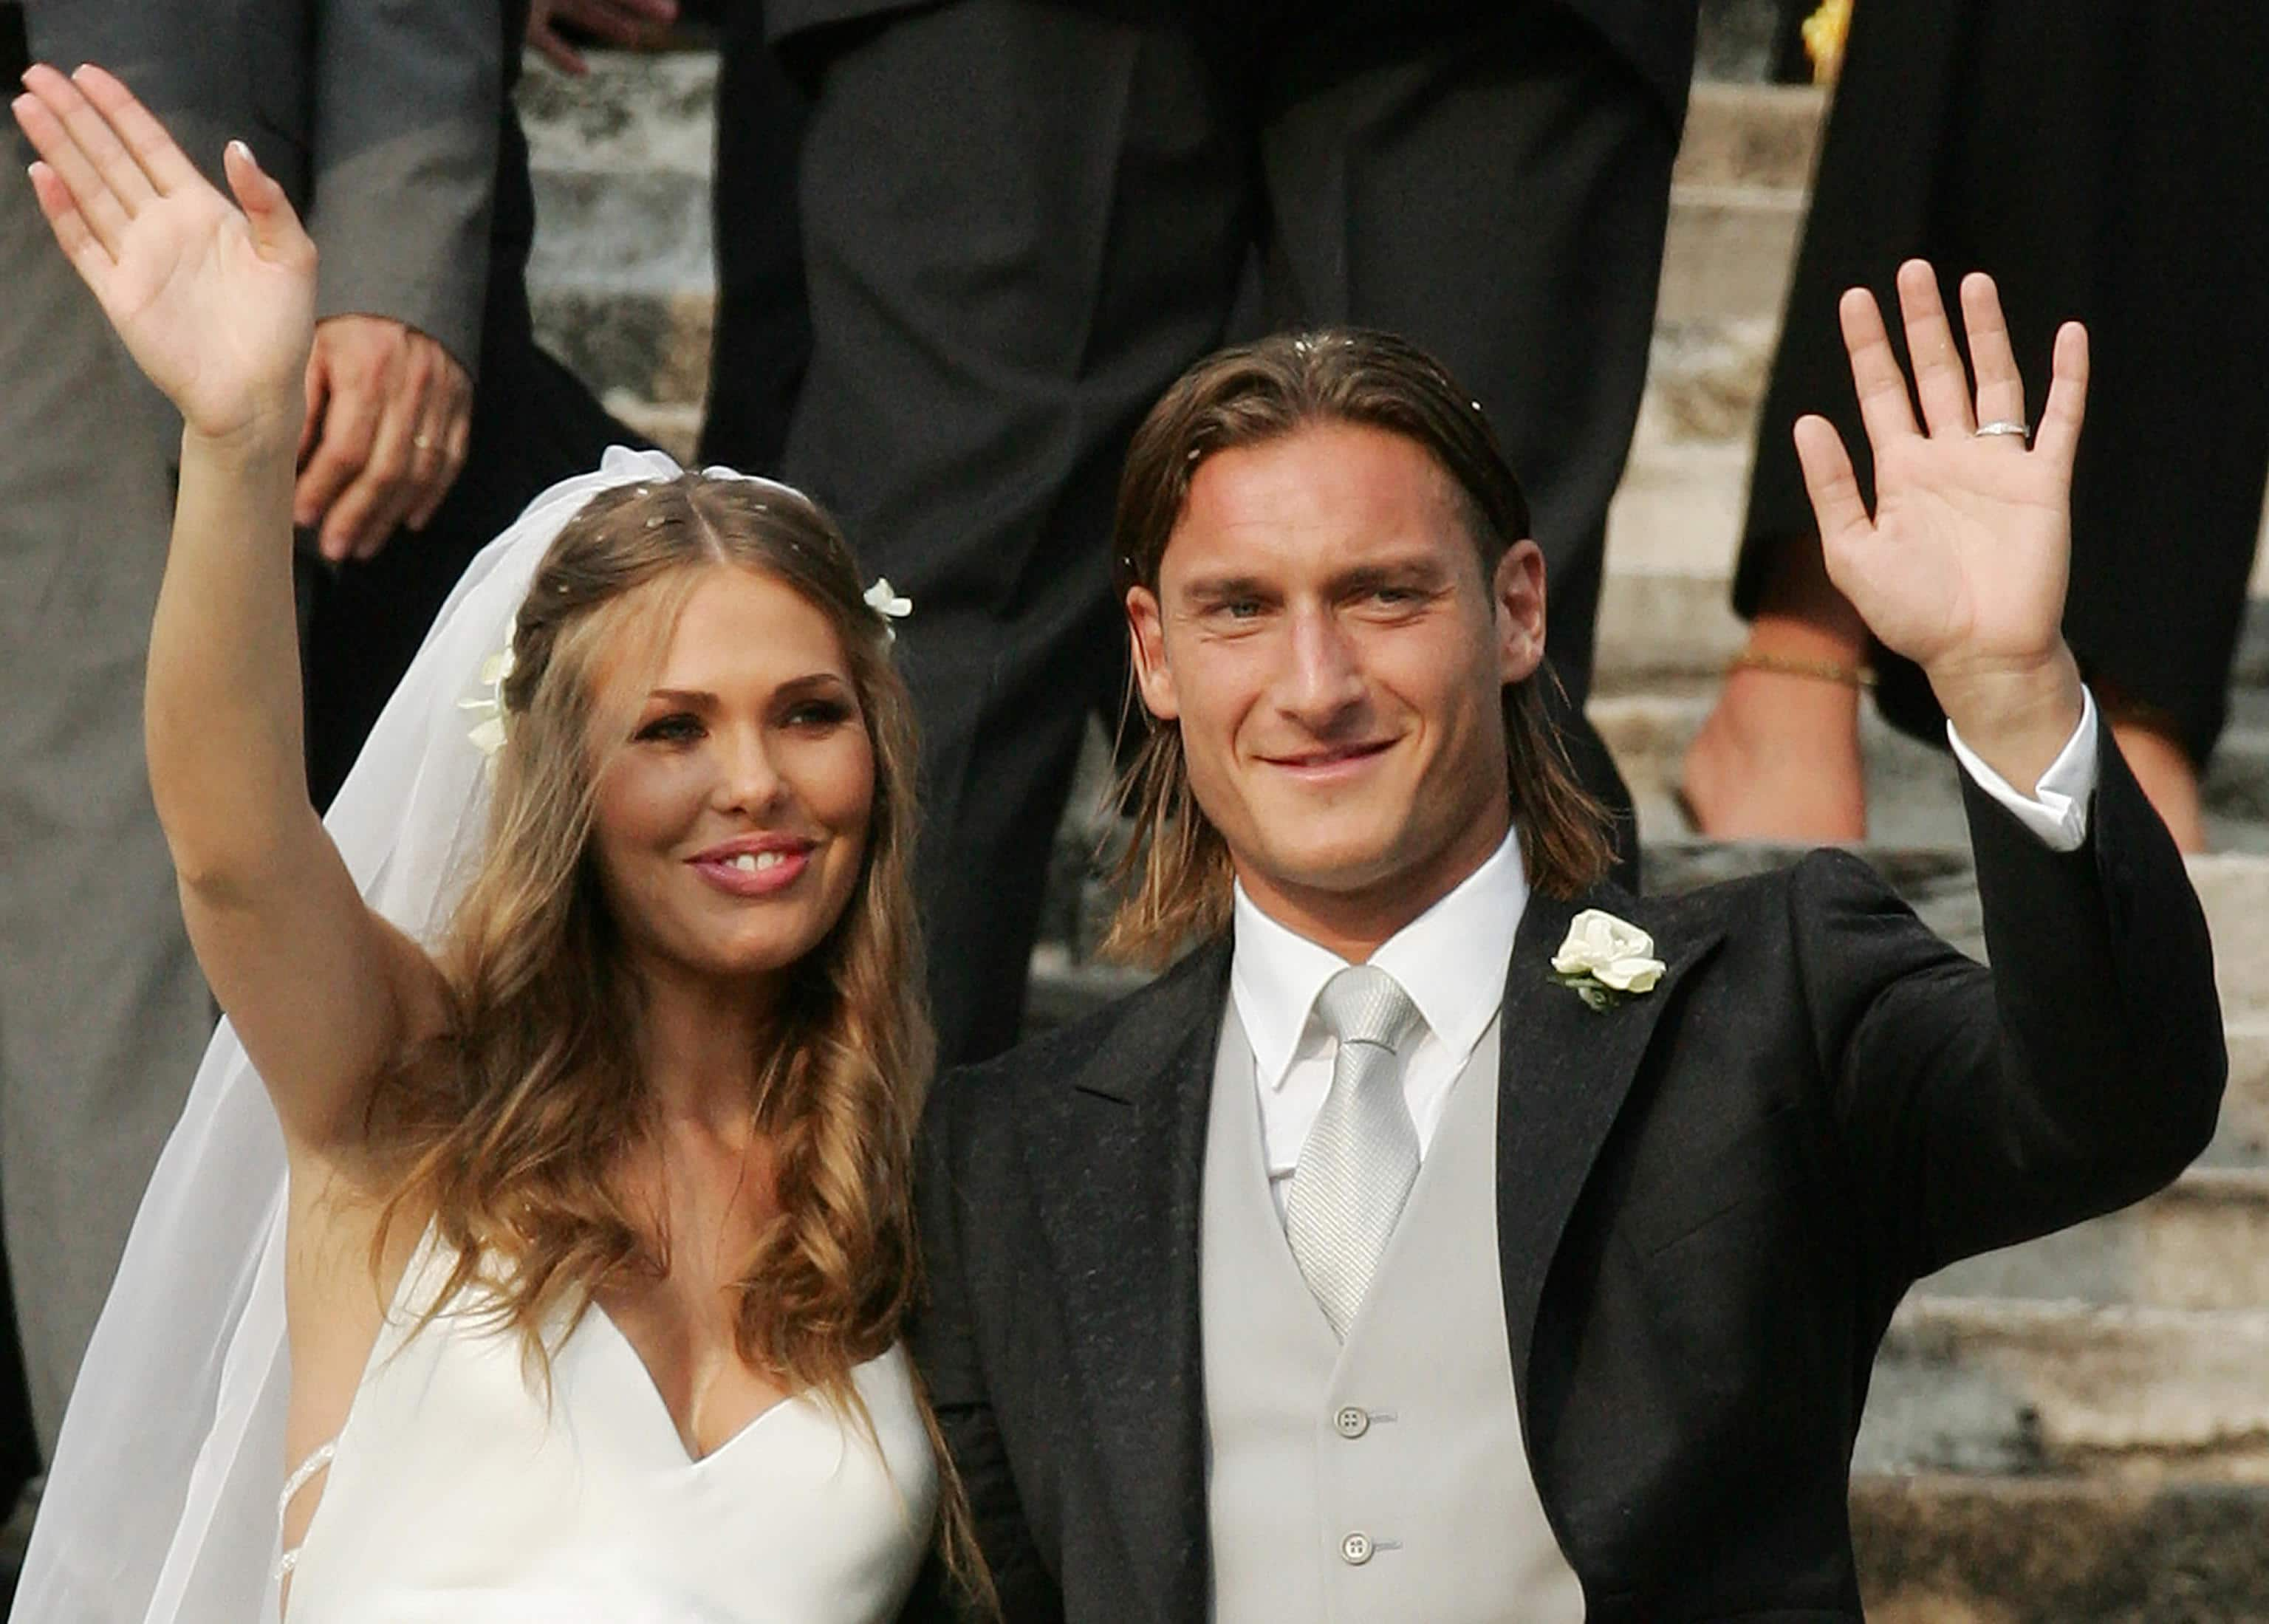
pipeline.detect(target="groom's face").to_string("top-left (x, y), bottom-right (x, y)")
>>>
top-left (1127, 420), bottom-right (1546, 930)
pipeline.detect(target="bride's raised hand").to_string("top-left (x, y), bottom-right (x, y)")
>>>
top-left (13, 64), bottom-right (315, 447)
top-left (1796, 261), bottom-right (2089, 777)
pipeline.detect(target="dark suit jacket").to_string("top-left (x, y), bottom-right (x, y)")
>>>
top-left (25, 0), bottom-right (504, 372)
top-left (906, 724), bottom-right (2225, 1621)
top-left (766, 0), bottom-right (1699, 125)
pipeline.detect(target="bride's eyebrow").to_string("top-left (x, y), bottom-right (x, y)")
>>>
top-left (773, 673), bottom-right (855, 700)
top-left (642, 673), bottom-right (854, 707)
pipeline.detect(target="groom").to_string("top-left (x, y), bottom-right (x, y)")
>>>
top-left (905, 271), bottom-right (2225, 1620)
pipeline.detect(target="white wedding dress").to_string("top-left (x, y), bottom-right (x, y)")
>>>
top-left (281, 1229), bottom-right (936, 1624)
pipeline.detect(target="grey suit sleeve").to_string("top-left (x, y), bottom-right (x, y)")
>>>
top-left (307, 0), bottom-right (503, 377)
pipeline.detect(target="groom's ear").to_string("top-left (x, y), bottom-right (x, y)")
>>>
top-left (1126, 586), bottom-right (1181, 722)
top-left (1493, 538), bottom-right (1547, 685)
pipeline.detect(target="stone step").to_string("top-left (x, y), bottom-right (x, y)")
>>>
top-left (2221, 1018), bottom-right (2269, 1167)
top-left (609, 392), bottom-right (702, 463)
top-left (519, 49), bottom-right (714, 302)
top-left (1593, 687), bottom-right (2269, 858)
top-left (1920, 1169), bottom-right (2269, 1309)
top-left (1672, 82), bottom-right (1826, 193)
top-left (1850, 1472), bottom-right (2269, 1622)
top-left (1855, 1299), bottom-right (2269, 1480)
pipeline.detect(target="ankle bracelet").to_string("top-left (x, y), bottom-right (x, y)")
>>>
top-left (1726, 650), bottom-right (1875, 689)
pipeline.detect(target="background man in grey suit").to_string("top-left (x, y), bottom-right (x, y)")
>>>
top-left (0, 0), bottom-right (501, 1507)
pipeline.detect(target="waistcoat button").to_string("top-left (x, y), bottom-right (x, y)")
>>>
top-left (1334, 1405), bottom-right (1370, 1439)
top-left (1341, 1532), bottom-right (1374, 1566)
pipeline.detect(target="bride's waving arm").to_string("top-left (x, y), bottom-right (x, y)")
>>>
top-left (13, 65), bottom-right (445, 1163)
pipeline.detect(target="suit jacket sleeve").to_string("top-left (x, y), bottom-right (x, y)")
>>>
top-left (307, 0), bottom-right (502, 375)
top-left (904, 1069), bottom-right (1065, 1623)
top-left (1793, 709), bottom-right (2225, 1284)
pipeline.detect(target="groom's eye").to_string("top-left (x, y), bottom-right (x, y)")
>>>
top-left (1196, 591), bottom-right (1268, 621)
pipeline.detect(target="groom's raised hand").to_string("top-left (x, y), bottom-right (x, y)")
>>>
top-left (1796, 260), bottom-right (2090, 794)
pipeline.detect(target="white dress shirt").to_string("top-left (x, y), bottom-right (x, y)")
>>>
top-left (1231, 689), bottom-right (2104, 1217)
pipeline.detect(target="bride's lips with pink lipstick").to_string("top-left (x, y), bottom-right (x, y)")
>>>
top-left (687, 832), bottom-right (818, 897)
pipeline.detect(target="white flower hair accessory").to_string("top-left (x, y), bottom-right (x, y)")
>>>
top-left (863, 578), bottom-right (913, 643)
top-left (459, 644), bottom-right (515, 760)
top-left (1550, 908), bottom-right (1666, 1010)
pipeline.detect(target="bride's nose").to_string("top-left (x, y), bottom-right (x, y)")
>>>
top-left (710, 723), bottom-right (787, 815)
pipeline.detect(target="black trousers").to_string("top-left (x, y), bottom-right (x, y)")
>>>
top-left (1738, 0), bottom-right (2269, 766)
top-left (699, 0), bottom-right (812, 476)
top-left (783, 0), bottom-right (1674, 1063)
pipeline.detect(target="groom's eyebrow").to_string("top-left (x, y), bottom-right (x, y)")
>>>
top-left (1180, 572), bottom-right (1275, 605)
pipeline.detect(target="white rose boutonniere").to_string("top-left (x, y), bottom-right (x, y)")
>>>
top-left (1551, 909), bottom-right (1666, 1010)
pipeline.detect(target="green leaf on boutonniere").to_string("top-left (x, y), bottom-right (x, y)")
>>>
top-left (1553, 970), bottom-right (1623, 1012)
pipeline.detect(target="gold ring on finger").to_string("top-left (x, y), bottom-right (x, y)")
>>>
top-left (412, 433), bottom-right (435, 450)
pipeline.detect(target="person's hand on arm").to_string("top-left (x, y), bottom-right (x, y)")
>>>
top-left (527, 0), bottom-right (680, 76)
top-left (11, 64), bottom-right (443, 1163)
top-left (293, 313), bottom-right (472, 561)
top-left (1795, 260), bottom-right (2091, 792)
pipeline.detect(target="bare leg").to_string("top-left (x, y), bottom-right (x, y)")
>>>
top-left (2109, 714), bottom-right (2208, 853)
top-left (1681, 532), bottom-right (1869, 841)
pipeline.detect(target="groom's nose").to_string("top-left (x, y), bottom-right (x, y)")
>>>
top-left (1274, 603), bottom-right (1368, 729)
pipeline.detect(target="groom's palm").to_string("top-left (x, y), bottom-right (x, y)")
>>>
top-left (1825, 434), bottom-right (2071, 676)
top-left (1799, 265), bottom-right (2089, 691)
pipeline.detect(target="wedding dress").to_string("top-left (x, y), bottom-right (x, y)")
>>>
top-left (12, 449), bottom-right (930, 1624)
top-left (279, 1228), bottom-right (934, 1624)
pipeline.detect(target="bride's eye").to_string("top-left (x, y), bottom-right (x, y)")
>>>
top-left (783, 699), bottom-right (854, 731)
top-left (635, 713), bottom-right (704, 744)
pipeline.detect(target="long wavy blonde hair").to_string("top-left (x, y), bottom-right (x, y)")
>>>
top-left (365, 473), bottom-right (983, 1599)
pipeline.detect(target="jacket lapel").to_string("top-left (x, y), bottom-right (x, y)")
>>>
top-left (1495, 886), bottom-right (1723, 1436)
top-left (1025, 941), bottom-right (1228, 1624)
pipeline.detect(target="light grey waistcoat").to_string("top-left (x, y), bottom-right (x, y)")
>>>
top-left (1200, 1011), bottom-right (1585, 1623)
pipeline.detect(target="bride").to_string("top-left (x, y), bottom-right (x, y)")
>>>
top-left (9, 64), bottom-right (979, 1621)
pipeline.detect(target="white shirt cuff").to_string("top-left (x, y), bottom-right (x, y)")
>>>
top-left (1945, 687), bottom-right (2098, 854)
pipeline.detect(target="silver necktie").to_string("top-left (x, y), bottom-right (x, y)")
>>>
top-left (1286, 965), bottom-right (1426, 1339)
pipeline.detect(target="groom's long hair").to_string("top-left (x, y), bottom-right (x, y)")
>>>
top-left (1102, 329), bottom-right (1616, 967)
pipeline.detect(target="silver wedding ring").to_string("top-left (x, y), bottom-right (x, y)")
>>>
top-left (1973, 420), bottom-right (2030, 441)
top-left (412, 433), bottom-right (434, 450)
